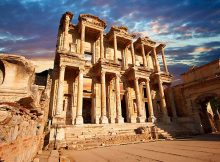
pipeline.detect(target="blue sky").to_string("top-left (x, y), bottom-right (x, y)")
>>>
top-left (0, 0), bottom-right (220, 80)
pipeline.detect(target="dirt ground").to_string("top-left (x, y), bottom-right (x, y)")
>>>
top-left (60, 133), bottom-right (220, 162)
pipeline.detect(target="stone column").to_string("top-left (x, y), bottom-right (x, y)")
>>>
top-left (100, 71), bottom-right (108, 124)
top-left (130, 41), bottom-right (136, 65)
top-left (161, 47), bottom-right (169, 73)
top-left (134, 77), bottom-right (145, 123)
top-left (114, 33), bottom-right (117, 63)
top-left (100, 30), bottom-right (104, 59)
top-left (63, 15), bottom-right (71, 51)
top-left (115, 74), bottom-right (124, 123)
top-left (75, 68), bottom-right (84, 125)
top-left (80, 24), bottom-right (85, 54)
top-left (56, 65), bottom-right (65, 115)
top-left (145, 79), bottom-right (156, 123)
top-left (158, 75), bottom-right (170, 123)
top-left (153, 47), bottom-right (160, 72)
top-left (141, 44), bottom-right (147, 67)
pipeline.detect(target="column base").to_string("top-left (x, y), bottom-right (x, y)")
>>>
top-left (53, 115), bottom-right (65, 124)
top-left (137, 116), bottom-right (146, 123)
top-left (128, 116), bottom-right (136, 123)
top-left (109, 117), bottom-right (116, 124)
top-left (161, 115), bottom-right (171, 124)
top-left (115, 116), bottom-right (124, 123)
top-left (100, 116), bottom-right (109, 124)
top-left (75, 116), bottom-right (84, 125)
top-left (148, 116), bottom-right (157, 123)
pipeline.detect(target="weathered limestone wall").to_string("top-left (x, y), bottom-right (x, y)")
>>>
top-left (0, 104), bottom-right (43, 162)
top-left (0, 55), bottom-right (52, 162)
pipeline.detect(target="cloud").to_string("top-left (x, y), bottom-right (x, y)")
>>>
top-left (0, 0), bottom-right (219, 78)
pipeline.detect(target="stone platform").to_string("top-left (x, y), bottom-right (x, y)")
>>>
top-left (48, 122), bottom-right (175, 150)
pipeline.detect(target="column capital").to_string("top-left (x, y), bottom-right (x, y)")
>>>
top-left (79, 67), bottom-right (85, 71)
top-left (115, 73), bottom-right (121, 78)
top-left (145, 78), bottom-right (150, 82)
top-left (134, 76), bottom-right (140, 80)
top-left (60, 65), bottom-right (66, 70)
top-left (101, 70), bottom-right (106, 75)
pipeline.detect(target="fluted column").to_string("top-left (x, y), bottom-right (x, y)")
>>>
top-left (80, 24), bottom-right (85, 54)
top-left (145, 79), bottom-right (156, 123)
top-left (115, 74), bottom-right (124, 123)
top-left (100, 71), bottom-right (108, 124)
top-left (100, 30), bottom-right (104, 59)
top-left (130, 41), bottom-right (136, 65)
top-left (153, 47), bottom-right (160, 72)
top-left (141, 44), bottom-right (147, 67)
top-left (158, 75), bottom-right (170, 123)
top-left (161, 47), bottom-right (169, 73)
top-left (114, 33), bottom-right (117, 63)
top-left (75, 68), bottom-right (84, 125)
top-left (56, 66), bottom-right (65, 115)
top-left (134, 77), bottom-right (145, 123)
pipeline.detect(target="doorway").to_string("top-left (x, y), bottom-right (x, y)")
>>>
top-left (121, 95), bottom-right (127, 122)
top-left (198, 97), bottom-right (220, 133)
top-left (82, 98), bottom-right (92, 124)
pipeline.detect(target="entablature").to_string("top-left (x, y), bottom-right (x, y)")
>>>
top-left (78, 14), bottom-right (106, 32)
top-left (134, 37), bottom-right (157, 54)
top-left (106, 26), bottom-right (135, 47)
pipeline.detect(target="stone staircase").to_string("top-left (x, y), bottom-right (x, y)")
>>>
top-left (62, 122), bottom-right (176, 150)
top-left (157, 127), bottom-right (174, 140)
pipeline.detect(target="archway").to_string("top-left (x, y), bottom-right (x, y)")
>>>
top-left (195, 94), bottom-right (220, 133)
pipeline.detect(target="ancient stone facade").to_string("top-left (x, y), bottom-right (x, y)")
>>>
top-left (0, 54), bottom-right (52, 162)
top-left (170, 59), bottom-right (220, 134)
top-left (48, 12), bottom-right (173, 147)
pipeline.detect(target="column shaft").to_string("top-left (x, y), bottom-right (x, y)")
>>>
top-left (153, 47), bottom-right (160, 72)
top-left (161, 48), bottom-right (169, 73)
top-left (115, 74), bottom-right (124, 123)
top-left (100, 71), bottom-right (108, 123)
top-left (134, 78), bottom-right (145, 122)
top-left (75, 69), bottom-right (84, 124)
top-left (114, 33), bottom-right (117, 63)
top-left (141, 44), bottom-right (147, 67)
top-left (63, 16), bottom-right (70, 51)
top-left (100, 30), bottom-right (104, 59)
top-left (56, 66), bottom-right (65, 115)
top-left (131, 42), bottom-right (135, 65)
top-left (158, 75), bottom-right (170, 123)
top-left (80, 24), bottom-right (85, 54)
top-left (145, 79), bottom-right (156, 122)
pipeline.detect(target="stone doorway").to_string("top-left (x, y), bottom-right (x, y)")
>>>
top-left (145, 102), bottom-right (149, 121)
top-left (83, 98), bottom-right (92, 124)
top-left (121, 95), bottom-right (127, 122)
top-left (197, 96), bottom-right (220, 133)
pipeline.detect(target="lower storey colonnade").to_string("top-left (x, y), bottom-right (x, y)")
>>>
top-left (53, 67), bottom-right (170, 125)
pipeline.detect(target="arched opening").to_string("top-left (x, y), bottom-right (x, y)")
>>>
top-left (196, 94), bottom-right (220, 133)
top-left (0, 60), bottom-right (5, 85)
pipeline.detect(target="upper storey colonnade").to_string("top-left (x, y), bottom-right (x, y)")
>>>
top-left (57, 11), bottom-right (169, 74)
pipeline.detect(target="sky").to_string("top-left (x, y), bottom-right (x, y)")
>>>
top-left (0, 0), bottom-right (220, 82)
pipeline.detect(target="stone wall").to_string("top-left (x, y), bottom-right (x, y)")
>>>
top-left (0, 103), bottom-right (43, 162)
top-left (0, 54), bottom-right (52, 162)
